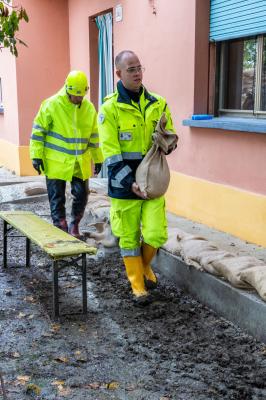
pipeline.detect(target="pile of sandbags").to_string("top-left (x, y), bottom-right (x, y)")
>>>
top-left (86, 190), bottom-right (111, 221)
top-left (163, 226), bottom-right (266, 301)
top-left (86, 221), bottom-right (118, 248)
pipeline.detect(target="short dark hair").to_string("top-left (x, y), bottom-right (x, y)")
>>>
top-left (115, 50), bottom-right (136, 68)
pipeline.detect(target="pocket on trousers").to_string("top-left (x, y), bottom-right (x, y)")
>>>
top-left (110, 208), bottom-right (124, 238)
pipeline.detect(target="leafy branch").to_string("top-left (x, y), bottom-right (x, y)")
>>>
top-left (0, 0), bottom-right (28, 56)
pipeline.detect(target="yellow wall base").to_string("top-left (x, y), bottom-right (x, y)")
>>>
top-left (166, 171), bottom-right (266, 248)
top-left (0, 139), bottom-right (36, 176)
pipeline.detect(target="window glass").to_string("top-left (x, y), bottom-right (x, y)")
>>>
top-left (222, 38), bottom-right (256, 111)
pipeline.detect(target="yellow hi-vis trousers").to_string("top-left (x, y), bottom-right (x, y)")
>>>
top-left (110, 196), bottom-right (167, 257)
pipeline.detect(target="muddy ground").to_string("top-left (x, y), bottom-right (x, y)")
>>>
top-left (1, 198), bottom-right (266, 400)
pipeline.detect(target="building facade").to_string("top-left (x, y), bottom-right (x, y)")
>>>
top-left (1, 0), bottom-right (266, 247)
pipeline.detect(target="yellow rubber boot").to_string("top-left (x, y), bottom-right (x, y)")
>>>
top-left (142, 243), bottom-right (158, 289)
top-left (123, 256), bottom-right (150, 304)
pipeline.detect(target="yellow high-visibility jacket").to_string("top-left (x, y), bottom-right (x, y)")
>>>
top-left (98, 81), bottom-right (174, 199)
top-left (30, 87), bottom-right (103, 181)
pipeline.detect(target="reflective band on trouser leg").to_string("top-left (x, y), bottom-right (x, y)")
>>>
top-left (141, 196), bottom-right (168, 248)
top-left (110, 198), bottom-right (142, 256)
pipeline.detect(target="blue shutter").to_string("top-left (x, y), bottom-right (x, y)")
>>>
top-left (210, 0), bottom-right (266, 42)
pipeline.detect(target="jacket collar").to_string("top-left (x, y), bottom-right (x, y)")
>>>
top-left (117, 80), bottom-right (157, 106)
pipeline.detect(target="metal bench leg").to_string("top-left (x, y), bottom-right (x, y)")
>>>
top-left (53, 260), bottom-right (59, 318)
top-left (82, 253), bottom-right (87, 314)
top-left (3, 221), bottom-right (7, 268)
top-left (26, 238), bottom-right (30, 267)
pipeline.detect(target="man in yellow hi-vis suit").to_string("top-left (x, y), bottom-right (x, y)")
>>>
top-left (98, 51), bottom-right (175, 305)
top-left (30, 71), bottom-right (103, 238)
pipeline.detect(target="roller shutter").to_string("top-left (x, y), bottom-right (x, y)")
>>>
top-left (210, 0), bottom-right (266, 42)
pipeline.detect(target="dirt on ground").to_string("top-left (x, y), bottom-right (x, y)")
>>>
top-left (0, 198), bottom-right (266, 400)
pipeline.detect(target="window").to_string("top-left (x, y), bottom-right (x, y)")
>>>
top-left (219, 35), bottom-right (266, 117)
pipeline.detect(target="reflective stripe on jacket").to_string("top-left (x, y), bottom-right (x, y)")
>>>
top-left (30, 87), bottom-right (103, 181)
top-left (98, 81), bottom-right (175, 199)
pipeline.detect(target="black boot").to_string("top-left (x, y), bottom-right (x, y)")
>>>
top-left (69, 177), bottom-right (88, 239)
top-left (46, 178), bottom-right (67, 228)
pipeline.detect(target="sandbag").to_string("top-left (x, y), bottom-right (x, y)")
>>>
top-left (135, 113), bottom-right (178, 199)
top-left (195, 250), bottom-right (233, 275)
top-left (180, 238), bottom-right (218, 270)
top-left (212, 256), bottom-right (264, 288)
top-left (24, 182), bottom-right (47, 196)
top-left (240, 266), bottom-right (266, 301)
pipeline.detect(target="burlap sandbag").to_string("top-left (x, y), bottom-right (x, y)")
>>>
top-left (195, 250), bottom-right (233, 275)
top-left (180, 238), bottom-right (218, 270)
top-left (86, 192), bottom-right (111, 221)
top-left (212, 256), bottom-right (264, 288)
top-left (135, 113), bottom-right (178, 199)
top-left (240, 265), bottom-right (266, 301)
top-left (24, 182), bottom-right (47, 196)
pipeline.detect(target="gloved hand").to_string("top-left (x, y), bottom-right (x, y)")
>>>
top-left (32, 158), bottom-right (44, 175)
top-left (94, 163), bottom-right (102, 175)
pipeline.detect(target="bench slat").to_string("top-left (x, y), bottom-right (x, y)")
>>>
top-left (0, 211), bottom-right (96, 258)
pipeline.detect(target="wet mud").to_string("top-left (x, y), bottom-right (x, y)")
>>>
top-left (0, 201), bottom-right (266, 399)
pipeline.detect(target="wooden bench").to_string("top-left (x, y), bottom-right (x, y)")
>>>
top-left (0, 211), bottom-right (97, 318)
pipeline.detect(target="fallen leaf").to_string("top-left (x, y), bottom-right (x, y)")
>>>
top-left (107, 381), bottom-right (119, 390)
top-left (12, 352), bottom-right (20, 358)
top-left (54, 356), bottom-right (69, 363)
top-left (26, 383), bottom-right (41, 395)
top-left (18, 312), bottom-right (27, 319)
top-left (51, 380), bottom-right (65, 386)
top-left (28, 314), bottom-right (35, 319)
top-left (16, 375), bottom-right (30, 385)
top-left (58, 386), bottom-right (71, 396)
top-left (50, 323), bottom-right (61, 332)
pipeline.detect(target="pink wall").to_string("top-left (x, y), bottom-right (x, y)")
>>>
top-left (67, 0), bottom-right (196, 140)
top-left (0, 49), bottom-right (19, 145)
top-left (16, 0), bottom-right (70, 146)
top-left (68, 0), bottom-right (266, 196)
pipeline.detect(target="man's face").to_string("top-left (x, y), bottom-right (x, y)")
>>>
top-left (68, 94), bottom-right (84, 105)
top-left (116, 53), bottom-right (143, 92)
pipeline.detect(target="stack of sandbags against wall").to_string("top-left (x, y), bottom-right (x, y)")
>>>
top-left (240, 266), bottom-right (266, 300)
top-left (86, 190), bottom-right (111, 221)
top-left (162, 227), bottom-right (232, 273)
top-left (211, 256), bottom-right (265, 288)
top-left (162, 225), bottom-right (266, 301)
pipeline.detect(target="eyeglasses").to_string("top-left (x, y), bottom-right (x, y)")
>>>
top-left (126, 66), bottom-right (145, 74)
